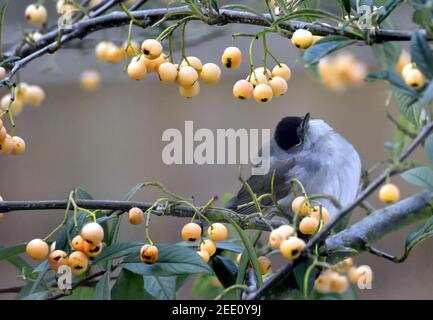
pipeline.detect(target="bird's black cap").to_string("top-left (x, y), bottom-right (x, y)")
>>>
top-left (274, 113), bottom-right (310, 151)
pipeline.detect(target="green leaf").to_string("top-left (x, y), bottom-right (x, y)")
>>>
top-left (402, 166), bottom-right (433, 190)
top-left (420, 80), bottom-right (433, 107)
top-left (425, 134), bottom-right (433, 164)
top-left (393, 89), bottom-right (423, 126)
top-left (191, 274), bottom-right (222, 299)
top-left (376, 0), bottom-right (404, 25)
top-left (21, 291), bottom-right (50, 300)
top-left (210, 255), bottom-right (238, 288)
top-left (93, 271), bottom-right (111, 300)
top-left (366, 71), bottom-right (419, 97)
top-left (303, 36), bottom-right (358, 65)
top-left (121, 244), bottom-right (212, 276)
top-left (272, 9), bottom-right (343, 26)
top-left (0, 243), bottom-right (26, 261)
top-left (410, 31), bottom-right (433, 79)
top-left (372, 42), bottom-right (401, 70)
top-left (143, 276), bottom-right (176, 300)
top-left (398, 213), bottom-right (433, 262)
top-left (92, 242), bottom-right (143, 265)
top-left (75, 187), bottom-right (94, 200)
top-left (111, 269), bottom-right (153, 300)
top-left (338, 0), bottom-right (351, 14)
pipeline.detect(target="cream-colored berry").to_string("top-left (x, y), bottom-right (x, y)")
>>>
top-left (330, 274), bottom-right (349, 293)
top-left (280, 236), bottom-right (306, 260)
top-left (25, 4), bottom-right (48, 25)
top-left (299, 216), bottom-right (320, 235)
top-left (25, 85), bottom-right (46, 106)
top-left (0, 127), bottom-right (6, 142)
top-left (26, 239), bottom-right (49, 260)
top-left (271, 64), bottom-right (291, 81)
top-left (106, 44), bottom-right (124, 63)
top-left (291, 29), bottom-right (314, 49)
top-left (278, 225), bottom-right (295, 238)
top-left (291, 196), bottom-right (311, 216)
top-left (140, 244), bottom-right (159, 264)
top-left (68, 251), bottom-right (89, 275)
top-left (145, 54), bottom-right (167, 73)
top-left (0, 135), bottom-right (14, 155)
top-left (1, 95), bottom-right (23, 116)
top-left (258, 256), bottom-right (272, 275)
top-left (200, 63), bottom-right (221, 84)
top-left (179, 81), bottom-right (200, 98)
top-left (247, 73), bottom-right (268, 87)
top-left (128, 207), bottom-right (145, 225)
top-left (401, 63), bottom-right (415, 79)
top-left (0, 67), bottom-right (5, 80)
top-left (181, 56), bottom-right (203, 72)
top-left (404, 68), bottom-right (425, 88)
top-left (71, 235), bottom-right (85, 251)
top-left (177, 66), bottom-right (199, 87)
top-left (141, 39), bottom-right (163, 60)
top-left (82, 241), bottom-right (104, 258)
top-left (95, 41), bottom-right (111, 61)
top-left (207, 223), bottom-right (228, 242)
top-left (254, 67), bottom-right (272, 80)
top-left (197, 250), bottom-right (210, 263)
top-left (253, 84), bottom-right (273, 103)
top-left (348, 265), bottom-right (373, 284)
top-left (80, 70), bottom-right (101, 91)
top-left (81, 222), bottom-right (104, 244)
top-left (378, 183), bottom-right (400, 204)
top-left (338, 257), bottom-right (353, 271)
top-left (158, 62), bottom-right (178, 84)
top-left (181, 222), bottom-right (202, 242)
top-left (200, 239), bottom-right (216, 257)
top-left (127, 59), bottom-right (147, 80)
top-left (123, 40), bottom-right (140, 57)
top-left (268, 76), bottom-right (288, 96)
top-left (48, 250), bottom-right (68, 270)
top-left (233, 80), bottom-right (254, 100)
top-left (11, 136), bottom-right (26, 155)
top-left (221, 47), bottom-right (242, 69)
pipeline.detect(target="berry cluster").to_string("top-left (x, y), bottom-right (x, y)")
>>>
top-left (26, 222), bottom-right (105, 275)
top-left (318, 53), bottom-right (368, 92)
top-left (314, 258), bottom-right (373, 294)
top-left (181, 222), bottom-right (228, 263)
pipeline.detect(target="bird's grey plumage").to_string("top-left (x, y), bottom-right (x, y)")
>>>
top-left (226, 117), bottom-right (362, 218)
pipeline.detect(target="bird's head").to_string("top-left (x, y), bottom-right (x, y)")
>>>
top-left (274, 113), bottom-right (311, 151)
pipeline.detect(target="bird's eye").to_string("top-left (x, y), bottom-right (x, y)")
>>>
top-left (296, 138), bottom-right (303, 146)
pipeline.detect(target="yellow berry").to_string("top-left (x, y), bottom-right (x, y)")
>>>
top-left (26, 239), bottom-right (49, 260)
top-left (330, 274), bottom-right (349, 293)
top-left (146, 54), bottom-right (167, 73)
top-left (310, 206), bottom-right (330, 224)
top-left (197, 250), bottom-right (210, 263)
top-left (0, 127), bottom-right (7, 142)
top-left (233, 79), bottom-right (254, 100)
top-left (221, 47), bottom-right (242, 69)
top-left (180, 56), bottom-right (203, 72)
top-left (141, 39), bottom-right (163, 60)
top-left (378, 183), bottom-right (400, 204)
top-left (253, 84), bottom-right (273, 103)
top-left (106, 44), bottom-right (124, 63)
top-left (401, 63), bottom-right (414, 79)
top-left (48, 250), bottom-right (68, 270)
top-left (247, 73), bottom-right (268, 87)
top-left (82, 241), bottom-right (104, 258)
top-left (199, 63), bottom-right (221, 84)
top-left (123, 40), bottom-right (140, 57)
top-left (268, 76), bottom-right (288, 96)
top-left (254, 67), bottom-right (272, 80)
top-left (0, 135), bottom-right (14, 155)
top-left (291, 29), bottom-right (314, 49)
top-left (179, 81), bottom-right (200, 98)
top-left (0, 67), bottom-right (5, 80)
top-left (158, 62), bottom-right (178, 84)
top-left (128, 207), bottom-right (144, 225)
top-left (127, 59), bottom-right (147, 80)
top-left (291, 196), bottom-right (311, 216)
top-left (348, 265), bottom-right (373, 284)
top-left (68, 251), bottom-right (89, 275)
top-left (207, 223), bottom-right (228, 242)
top-left (140, 244), bottom-right (159, 264)
top-left (258, 256), bottom-right (272, 275)
top-left (71, 235), bottom-right (85, 251)
top-left (81, 222), bottom-right (104, 245)
top-left (80, 70), bottom-right (100, 91)
top-left (181, 222), bottom-right (202, 242)
top-left (12, 136), bottom-right (26, 155)
top-left (177, 66), bottom-right (199, 87)
top-left (269, 226), bottom-right (294, 249)
top-left (396, 50), bottom-right (410, 75)
top-left (280, 236), bottom-right (305, 260)
top-left (25, 4), bottom-right (48, 25)
top-left (1, 95), bottom-right (23, 116)
top-left (299, 216), bottom-right (320, 235)
top-left (95, 41), bottom-right (111, 61)
top-left (200, 239), bottom-right (216, 257)
top-left (271, 64), bottom-right (291, 81)
top-left (25, 85), bottom-right (45, 106)
top-left (404, 68), bottom-right (425, 88)
top-left (314, 274), bottom-right (332, 294)
top-left (338, 257), bottom-right (353, 271)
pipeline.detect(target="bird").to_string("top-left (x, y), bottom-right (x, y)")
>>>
top-left (225, 113), bottom-right (362, 220)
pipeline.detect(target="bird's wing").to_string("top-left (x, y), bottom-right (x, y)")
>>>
top-left (226, 158), bottom-right (295, 215)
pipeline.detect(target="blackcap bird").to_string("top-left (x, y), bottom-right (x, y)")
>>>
top-left (226, 113), bottom-right (362, 218)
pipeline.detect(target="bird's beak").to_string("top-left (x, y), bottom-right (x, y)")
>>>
top-left (300, 113), bottom-right (310, 135)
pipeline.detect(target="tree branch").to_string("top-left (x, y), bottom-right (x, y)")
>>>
top-left (1, 6), bottom-right (430, 86)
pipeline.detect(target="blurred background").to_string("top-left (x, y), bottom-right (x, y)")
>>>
top-left (1, 0), bottom-right (432, 299)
